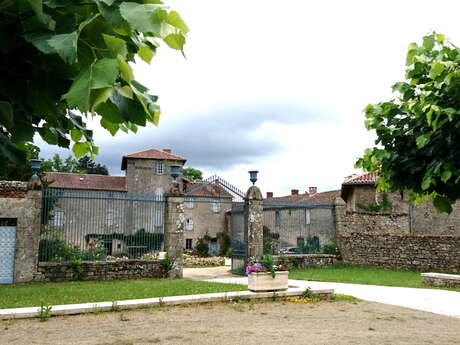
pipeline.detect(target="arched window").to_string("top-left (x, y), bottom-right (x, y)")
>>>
top-left (185, 218), bottom-right (194, 231)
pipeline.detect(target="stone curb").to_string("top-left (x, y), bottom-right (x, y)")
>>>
top-left (0, 288), bottom-right (334, 320)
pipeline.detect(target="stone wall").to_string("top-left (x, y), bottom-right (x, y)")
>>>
top-left (274, 254), bottom-right (340, 269)
top-left (37, 259), bottom-right (166, 282)
top-left (338, 232), bottom-right (460, 272)
top-left (0, 180), bottom-right (42, 283)
top-left (340, 211), bottom-right (410, 234)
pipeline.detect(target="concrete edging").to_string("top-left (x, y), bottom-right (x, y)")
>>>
top-left (0, 288), bottom-right (334, 320)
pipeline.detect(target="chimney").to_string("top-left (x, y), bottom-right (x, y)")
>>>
top-left (309, 187), bottom-right (317, 195)
top-left (163, 149), bottom-right (172, 153)
top-left (266, 192), bottom-right (273, 198)
top-left (291, 189), bottom-right (299, 196)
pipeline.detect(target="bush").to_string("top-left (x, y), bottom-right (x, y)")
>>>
top-left (322, 243), bottom-right (338, 255)
top-left (195, 237), bottom-right (209, 257)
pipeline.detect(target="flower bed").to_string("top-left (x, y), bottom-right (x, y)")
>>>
top-left (183, 255), bottom-right (225, 267)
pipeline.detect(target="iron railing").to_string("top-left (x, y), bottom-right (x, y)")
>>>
top-left (40, 188), bottom-right (165, 262)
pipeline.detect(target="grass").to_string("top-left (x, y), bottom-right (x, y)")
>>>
top-left (289, 264), bottom-right (460, 292)
top-left (0, 278), bottom-right (247, 309)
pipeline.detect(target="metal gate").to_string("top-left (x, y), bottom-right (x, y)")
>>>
top-left (41, 189), bottom-right (165, 261)
top-left (0, 219), bottom-right (17, 284)
top-left (184, 175), bottom-right (245, 261)
top-left (229, 199), bottom-right (336, 273)
top-left (262, 200), bottom-right (335, 255)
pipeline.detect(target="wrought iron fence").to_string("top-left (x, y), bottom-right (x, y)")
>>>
top-left (40, 189), bottom-right (165, 262)
top-left (262, 200), bottom-right (335, 255)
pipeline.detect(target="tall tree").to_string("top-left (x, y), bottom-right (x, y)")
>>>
top-left (77, 155), bottom-right (109, 175)
top-left (356, 33), bottom-right (460, 213)
top-left (0, 0), bottom-right (188, 166)
top-left (182, 167), bottom-right (203, 181)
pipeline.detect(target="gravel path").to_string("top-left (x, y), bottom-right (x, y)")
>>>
top-left (2, 301), bottom-right (460, 345)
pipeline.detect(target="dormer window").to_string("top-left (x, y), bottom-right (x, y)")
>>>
top-left (155, 162), bottom-right (165, 175)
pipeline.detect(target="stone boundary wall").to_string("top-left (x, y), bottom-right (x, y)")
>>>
top-left (421, 273), bottom-right (460, 287)
top-left (0, 181), bottom-right (28, 198)
top-left (338, 233), bottom-right (460, 272)
top-left (273, 254), bottom-right (340, 269)
top-left (340, 211), bottom-right (409, 234)
top-left (37, 260), bottom-right (167, 282)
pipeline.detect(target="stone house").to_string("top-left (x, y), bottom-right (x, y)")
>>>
top-left (341, 172), bottom-right (460, 235)
top-left (43, 148), bottom-right (233, 256)
top-left (260, 187), bottom-right (341, 251)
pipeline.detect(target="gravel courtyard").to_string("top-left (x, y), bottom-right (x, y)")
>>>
top-left (1, 300), bottom-right (459, 345)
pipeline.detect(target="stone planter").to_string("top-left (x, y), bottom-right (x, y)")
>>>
top-left (248, 271), bottom-right (288, 292)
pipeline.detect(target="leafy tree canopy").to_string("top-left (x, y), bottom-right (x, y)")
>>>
top-left (0, 143), bottom-right (109, 180)
top-left (0, 0), bottom-right (188, 166)
top-left (182, 167), bottom-right (203, 181)
top-left (356, 33), bottom-right (460, 213)
top-left (77, 155), bottom-right (109, 175)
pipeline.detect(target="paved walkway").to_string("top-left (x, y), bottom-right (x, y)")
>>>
top-left (185, 267), bottom-right (460, 318)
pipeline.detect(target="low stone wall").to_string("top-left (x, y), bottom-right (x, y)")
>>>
top-left (421, 273), bottom-right (460, 287)
top-left (183, 256), bottom-right (225, 267)
top-left (274, 254), bottom-right (340, 269)
top-left (338, 233), bottom-right (460, 272)
top-left (340, 211), bottom-right (409, 234)
top-left (37, 260), bottom-right (167, 282)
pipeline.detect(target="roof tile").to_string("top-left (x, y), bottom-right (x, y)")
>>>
top-left (43, 172), bottom-right (126, 192)
top-left (342, 172), bottom-right (379, 185)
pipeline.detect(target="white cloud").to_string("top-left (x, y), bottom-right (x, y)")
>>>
top-left (37, 0), bottom-right (460, 197)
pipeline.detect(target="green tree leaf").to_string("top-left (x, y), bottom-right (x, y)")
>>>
top-left (138, 46), bottom-right (154, 63)
top-left (433, 195), bottom-right (453, 214)
top-left (103, 34), bottom-right (127, 59)
top-left (167, 10), bottom-right (189, 33)
top-left (163, 33), bottom-right (185, 51)
top-left (47, 32), bottom-right (78, 64)
top-left (119, 2), bottom-right (164, 34)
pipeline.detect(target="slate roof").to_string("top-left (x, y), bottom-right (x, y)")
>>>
top-left (121, 148), bottom-right (186, 170)
top-left (342, 172), bottom-right (379, 185)
top-left (43, 172), bottom-right (127, 192)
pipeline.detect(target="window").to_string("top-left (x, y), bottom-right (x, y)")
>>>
top-left (212, 200), bottom-right (221, 213)
top-left (155, 188), bottom-right (164, 201)
top-left (155, 210), bottom-right (163, 226)
top-left (275, 211), bottom-right (281, 226)
top-left (106, 208), bottom-right (114, 226)
top-left (185, 197), bottom-right (194, 208)
top-left (305, 209), bottom-right (311, 225)
top-left (155, 162), bottom-right (165, 174)
top-left (53, 208), bottom-right (64, 227)
top-left (185, 239), bottom-right (193, 250)
top-left (185, 218), bottom-right (194, 231)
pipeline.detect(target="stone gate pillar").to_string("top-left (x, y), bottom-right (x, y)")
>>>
top-left (244, 186), bottom-right (263, 266)
top-left (164, 183), bottom-right (185, 278)
top-left (333, 196), bottom-right (347, 255)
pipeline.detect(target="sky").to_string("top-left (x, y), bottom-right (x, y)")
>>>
top-left (37, 0), bottom-right (460, 197)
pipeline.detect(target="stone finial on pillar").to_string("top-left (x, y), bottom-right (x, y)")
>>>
top-left (164, 189), bottom-right (185, 278)
top-left (244, 185), bottom-right (263, 266)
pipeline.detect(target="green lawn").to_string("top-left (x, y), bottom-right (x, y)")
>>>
top-left (0, 279), bottom-right (247, 309)
top-left (289, 264), bottom-right (460, 292)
